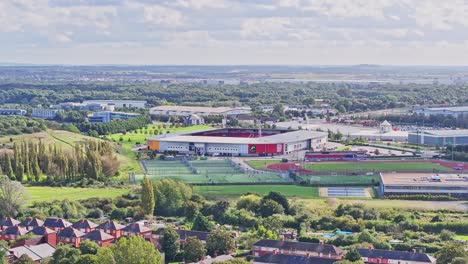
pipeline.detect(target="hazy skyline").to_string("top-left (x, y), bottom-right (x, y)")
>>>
top-left (2, 0), bottom-right (468, 65)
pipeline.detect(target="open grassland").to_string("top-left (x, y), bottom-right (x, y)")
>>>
top-left (303, 161), bottom-right (452, 172)
top-left (246, 159), bottom-right (281, 170)
top-left (454, 235), bottom-right (468, 241)
top-left (194, 185), bottom-right (319, 199)
top-left (25, 187), bottom-right (131, 204)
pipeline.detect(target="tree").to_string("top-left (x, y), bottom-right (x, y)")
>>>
top-left (4, 155), bottom-right (13, 179)
top-left (258, 199), bottom-right (284, 217)
top-left (0, 178), bottom-right (29, 217)
top-left (79, 240), bottom-right (100, 255)
top-left (76, 254), bottom-right (99, 264)
top-left (111, 236), bottom-right (162, 264)
top-left (236, 194), bottom-right (261, 212)
top-left (13, 254), bottom-right (35, 264)
top-left (141, 176), bottom-right (155, 216)
top-left (184, 236), bottom-right (206, 262)
top-left (96, 247), bottom-right (116, 264)
top-left (206, 229), bottom-right (236, 256)
top-left (439, 229), bottom-right (455, 241)
top-left (153, 179), bottom-right (192, 216)
top-left (345, 248), bottom-right (362, 262)
top-left (51, 244), bottom-right (81, 264)
top-left (160, 227), bottom-right (180, 262)
top-left (263, 191), bottom-right (289, 214)
top-left (436, 243), bottom-right (468, 264)
top-left (358, 230), bottom-right (374, 243)
top-left (192, 213), bottom-right (214, 232)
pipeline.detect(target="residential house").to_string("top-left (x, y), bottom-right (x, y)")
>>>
top-left (121, 223), bottom-right (152, 238)
top-left (72, 219), bottom-right (98, 234)
top-left (1, 226), bottom-right (28, 241)
top-left (82, 230), bottom-right (114, 247)
top-left (9, 243), bottom-right (55, 263)
top-left (57, 227), bottom-right (85, 247)
top-left (20, 218), bottom-right (45, 231)
top-left (357, 248), bottom-right (437, 264)
top-left (254, 253), bottom-right (338, 264)
top-left (44, 218), bottom-right (72, 232)
top-left (96, 220), bottom-right (125, 239)
top-left (27, 226), bottom-right (57, 247)
top-left (0, 217), bottom-right (20, 231)
top-left (252, 240), bottom-right (343, 259)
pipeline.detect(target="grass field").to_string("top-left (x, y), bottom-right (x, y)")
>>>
top-left (246, 160), bottom-right (281, 170)
top-left (304, 175), bottom-right (380, 185)
top-left (25, 187), bottom-right (131, 204)
top-left (454, 235), bottom-right (468, 241)
top-left (194, 185), bottom-right (319, 198)
top-left (303, 161), bottom-right (452, 172)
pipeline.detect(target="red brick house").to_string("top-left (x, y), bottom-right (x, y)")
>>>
top-left (82, 230), bottom-right (114, 247)
top-left (0, 226), bottom-right (28, 241)
top-left (19, 218), bottom-right (45, 231)
top-left (0, 217), bottom-right (20, 231)
top-left (252, 240), bottom-right (343, 259)
top-left (357, 248), bottom-right (437, 264)
top-left (121, 223), bottom-right (152, 238)
top-left (57, 227), bottom-right (85, 247)
top-left (96, 220), bottom-right (124, 239)
top-left (28, 226), bottom-right (57, 247)
top-left (44, 218), bottom-right (72, 232)
top-left (72, 219), bottom-right (98, 234)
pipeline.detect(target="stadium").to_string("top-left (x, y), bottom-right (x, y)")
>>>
top-left (147, 128), bottom-right (327, 157)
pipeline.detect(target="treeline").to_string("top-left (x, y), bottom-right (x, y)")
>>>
top-left (375, 113), bottom-right (468, 128)
top-left (445, 145), bottom-right (468, 162)
top-left (77, 115), bottom-right (151, 136)
top-left (0, 140), bottom-right (120, 183)
top-left (0, 116), bottom-right (48, 135)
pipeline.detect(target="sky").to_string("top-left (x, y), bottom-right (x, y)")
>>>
top-left (2, 0), bottom-right (468, 65)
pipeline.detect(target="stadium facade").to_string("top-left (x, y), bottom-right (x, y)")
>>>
top-left (408, 130), bottom-right (468, 146)
top-left (147, 128), bottom-right (327, 156)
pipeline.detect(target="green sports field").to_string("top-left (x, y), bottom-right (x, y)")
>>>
top-left (194, 185), bottom-right (319, 198)
top-left (246, 160), bottom-right (281, 170)
top-left (304, 175), bottom-right (380, 185)
top-left (25, 187), bottom-right (131, 204)
top-left (303, 161), bottom-right (452, 172)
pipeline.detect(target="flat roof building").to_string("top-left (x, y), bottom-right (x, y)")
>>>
top-left (150, 105), bottom-right (251, 117)
top-left (408, 129), bottom-right (468, 146)
top-left (414, 106), bottom-right (468, 117)
top-left (83, 100), bottom-right (147, 109)
top-left (0, 109), bottom-right (27, 116)
top-left (32, 109), bottom-right (61, 120)
top-left (88, 111), bottom-right (140, 123)
top-left (380, 173), bottom-right (468, 198)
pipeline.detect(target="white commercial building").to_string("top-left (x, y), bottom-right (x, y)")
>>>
top-left (414, 106), bottom-right (468, 117)
top-left (82, 100), bottom-right (147, 109)
top-left (150, 105), bottom-right (251, 117)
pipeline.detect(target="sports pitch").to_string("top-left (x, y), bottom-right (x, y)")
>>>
top-left (302, 161), bottom-right (452, 172)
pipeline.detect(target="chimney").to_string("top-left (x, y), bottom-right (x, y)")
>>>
top-left (319, 240), bottom-right (324, 245)
top-left (368, 245), bottom-right (374, 250)
top-left (411, 249), bottom-right (416, 254)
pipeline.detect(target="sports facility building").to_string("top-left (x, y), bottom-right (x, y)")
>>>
top-left (147, 128), bottom-right (327, 156)
top-left (380, 173), bottom-right (468, 198)
top-left (408, 129), bottom-right (468, 146)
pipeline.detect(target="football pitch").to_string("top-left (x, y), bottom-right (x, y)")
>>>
top-left (194, 185), bottom-right (319, 198)
top-left (302, 161), bottom-right (452, 173)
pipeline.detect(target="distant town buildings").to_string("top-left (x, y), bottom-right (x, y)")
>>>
top-left (358, 248), bottom-right (436, 264)
top-left (0, 109), bottom-right (27, 116)
top-left (82, 100), bottom-right (147, 109)
top-left (408, 129), bottom-right (468, 146)
top-left (32, 109), bottom-right (61, 119)
top-left (414, 106), bottom-right (468, 118)
top-left (380, 173), bottom-right (468, 198)
top-left (252, 239), bottom-right (343, 259)
top-left (150, 105), bottom-right (251, 117)
top-left (88, 111), bottom-right (140, 123)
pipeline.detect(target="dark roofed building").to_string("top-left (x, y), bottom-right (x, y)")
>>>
top-left (122, 223), bottom-right (152, 238)
top-left (1, 226), bottom-right (28, 241)
top-left (97, 220), bottom-right (125, 239)
top-left (72, 219), bottom-right (98, 233)
top-left (27, 226), bottom-right (57, 247)
top-left (0, 217), bottom-right (20, 230)
top-left (19, 218), bottom-right (44, 231)
top-left (82, 230), bottom-right (114, 247)
top-left (57, 227), bottom-right (85, 247)
top-left (254, 253), bottom-right (339, 264)
top-left (253, 240), bottom-right (343, 259)
top-left (44, 218), bottom-right (72, 232)
top-left (358, 248), bottom-right (436, 264)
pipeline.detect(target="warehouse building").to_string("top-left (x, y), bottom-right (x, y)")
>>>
top-left (380, 173), bottom-right (468, 198)
top-left (150, 105), bottom-right (251, 117)
top-left (147, 128), bottom-right (327, 156)
top-left (82, 100), bottom-right (147, 109)
top-left (408, 130), bottom-right (468, 146)
top-left (0, 109), bottom-right (26, 116)
top-left (414, 106), bottom-right (468, 117)
top-left (88, 111), bottom-right (140, 123)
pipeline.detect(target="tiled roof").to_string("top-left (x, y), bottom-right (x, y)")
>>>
top-left (254, 253), bottom-right (338, 264)
top-left (2, 226), bottom-right (28, 236)
top-left (357, 249), bottom-right (436, 263)
top-left (72, 219), bottom-right (98, 230)
top-left (122, 223), bottom-right (151, 234)
top-left (57, 227), bottom-right (85, 238)
top-left (29, 226), bottom-right (55, 236)
top-left (0, 217), bottom-right (20, 227)
top-left (97, 220), bottom-right (125, 231)
top-left (82, 230), bottom-right (114, 241)
top-left (9, 243), bottom-right (55, 261)
top-left (44, 218), bottom-right (72, 228)
top-left (253, 240), bottom-right (343, 256)
top-left (19, 218), bottom-right (44, 228)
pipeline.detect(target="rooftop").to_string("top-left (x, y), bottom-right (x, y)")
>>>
top-left (358, 249), bottom-right (436, 263)
top-left (9, 244), bottom-right (55, 262)
top-left (253, 239), bottom-right (343, 255)
top-left (380, 173), bottom-right (468, 186)
top-left (412, 129), bottom-right (468, 136)
top-left (423, 106), bottom-right (468, 112)
top-left (150, 105), bottom-right (249, 114)
top-left (254, 253), bottom-right (338, 264)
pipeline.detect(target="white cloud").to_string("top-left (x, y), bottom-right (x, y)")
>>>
top-left (175, 0), bottom-right (226, 9)
top-left (143, 5), bottom-right (184, 26)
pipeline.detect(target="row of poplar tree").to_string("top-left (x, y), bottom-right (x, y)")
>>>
top-left (0, 140), bottom-right (120, 182)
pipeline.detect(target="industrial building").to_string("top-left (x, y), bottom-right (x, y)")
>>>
top-left (82, 100), bottom-right (147, 109)
top-left (32, 109), bottom-right (61, 119)
top-left (379, 173), bottom-right (468, 198)
top-left (0, 109), bottom-right (26, 116)
top-left (147, 128), bottom-right (327, 156)
top-left (408, 129), bottom-right (468, 146)
top-left (88, 111), bottom-right (140, 123)
top-left (150, 105), bottom-right (251, 117)
top-left (414, 106), bottom-right (468, 117)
